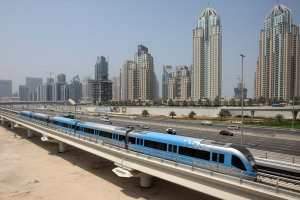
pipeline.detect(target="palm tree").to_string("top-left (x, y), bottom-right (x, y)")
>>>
top-left (188, 111), bottom-right (196, 119)
top-left (169, 111), bottom-right (176, 119)
top-left (275, 114), bottom-right (284, 123)
top-left (219, 109), bottom-right (231, 120)
top-left (168, 99), bottom-right (174, 106)
top-left (142, 110), bottom-right (149, 117)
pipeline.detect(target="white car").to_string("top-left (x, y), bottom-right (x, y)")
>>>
top-left (200, 120), bottom-right (212, 125)
top-left (227, 125), bottom-right (240, 130)
top-left (102, 119), bottom-right (112, 124)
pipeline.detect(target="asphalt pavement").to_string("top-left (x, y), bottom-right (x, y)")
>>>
top-left (80, 116), bottom-right (300, 156)
top-left (12, 108), bottom-right (300, 156)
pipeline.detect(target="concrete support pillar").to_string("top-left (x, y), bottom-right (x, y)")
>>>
top-left (10, 122), bottom-right (14, 129)
top-left (251, 110), bottom-right (255, 119)
top-left (292, 111), bottom-right (298, 121)
top-left (58, 142), bottom-right (66, 153)
top-left (0, 118), bottom-right (4, 125)
top-left (139, 173), bottom-right (153, 188)
top-left (27, 129), bottom-right (33, 138)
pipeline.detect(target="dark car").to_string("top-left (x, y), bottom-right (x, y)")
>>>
top-left (166, 128), bottom-right (176, 135)
top-left (62, 114), bottom-right (75, 119)
top-left (127, 125), bottom-right (134, 130)
top-left (219, 130), bottom-right (234, 136)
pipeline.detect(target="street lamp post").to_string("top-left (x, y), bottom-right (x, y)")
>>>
top-left (240, 54), bottom-right (245, 145)
top-left (292, 96), bottom-right (295, 129)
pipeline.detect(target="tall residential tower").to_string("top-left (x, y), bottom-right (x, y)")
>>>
top-left (135, 45), bottom-right (155, 101)
top-left (255, 5), bottom-right (300, 100)
top-left (95, 56), bottom-right (108, 81)
top-left (192, 8), bottom-right (222, 101)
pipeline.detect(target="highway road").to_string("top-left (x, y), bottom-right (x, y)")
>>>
top-left (80, 116), bottom-right (300, 156)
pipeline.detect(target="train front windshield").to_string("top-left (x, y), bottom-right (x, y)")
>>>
top-left (231, 144), bottom-right (257, 169)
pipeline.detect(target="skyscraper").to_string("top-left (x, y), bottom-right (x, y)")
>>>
top-left (95, 56), bottom-right (108, 81)
top-left (19, 85), bottom-right (29, 101)
top-left (56, 73), bottom-right (67, 101)
top-left (234, 81), bottom-right (247, 99)
top-left (255, 4), bottom-right (300, 100)
top-left (135, 45), bottom-right (154, 101)
top-left (0, 80), bottom-right (12, 97)
top-left (121, 60), bottom-right (138, 101)
top-left (25, 77), bottom-right (43, 101)
top-left (68, 75), bottom-right (82, 103)
top-left (192, 8), bottom-right (222, 101)
top-left (162, 65), bottom-right (173, 100)
top-left (166, 66), bottom-right (191, 101)
top-left (112, 76), bottom-right (121, 101)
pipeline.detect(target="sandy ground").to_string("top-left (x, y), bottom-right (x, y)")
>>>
top-left (0, 125), bottom-right (216, 200)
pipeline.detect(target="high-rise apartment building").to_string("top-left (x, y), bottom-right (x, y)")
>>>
top-left (234, 81), bottom-right (247, 99)
top-left (255, 4), bottom-right (300, 100)
top-left (0, 80), bottom-right (12, 97)
top-left (192, 8), bottom-right (222, 101)
top-left (45, 77), bottom-right (56, 101)
top-left (166, 66), bottom-right (191, 101)
top-left (68, 75), bottom-right (82, 103)
top-left (81, 79), bottom-right (112, 104)
top-left (162, 65), bottom-right (173, 100)
top-left (135, 45), bottom-right (154, 101)
top-left (56, 73), bottom-right (67, 101)
top-left (19, 85), bottom-right (29, 101)
top-left (25, 77), bottom-right (43, 101)
top-left (95, 56), bottom-right (108, 81)
top-left (112, 76), bottom-right (121, 101)
top-left (121, 60), bottom-right (138, 101)
top-left (120, 45), bottom-right (156, 102)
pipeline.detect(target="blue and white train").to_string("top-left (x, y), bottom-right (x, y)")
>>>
top-left (19, 111), bottom-right (257, 180)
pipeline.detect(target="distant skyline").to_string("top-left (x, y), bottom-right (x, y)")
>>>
top-left (1, 0), bottom-right (300, 97)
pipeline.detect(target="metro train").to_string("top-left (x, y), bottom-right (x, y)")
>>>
top-left (19, 111), bottom-right (257, 180)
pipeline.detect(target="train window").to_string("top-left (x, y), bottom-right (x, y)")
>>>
top-left (137, 138), bottom-right (143, 145)
top-left (129, 137), bottom-right (136, 144)
top-left (212, 153), bottom-right (218, 162)
top-left (168, 144), bottom-right (177, 153)
top-left (119, 135), bottom-right (125, 141)
top-left (99, 131), bottom-right (112, 139)
top-left (179, 147), bottom-right (210, 160)
top-left (172, 145), bottom-right (177, 153)
top-left (232, 155), bottom-right (246, 171)
top-left (144, 140), bottom-right (167, 151)
top-left (219, 154), bottom-right (224, 163)
top-left (168, 144), bottom-right (172, 152)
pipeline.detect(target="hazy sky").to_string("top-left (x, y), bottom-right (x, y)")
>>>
top-left (1, 0), bottom-right (300, 97)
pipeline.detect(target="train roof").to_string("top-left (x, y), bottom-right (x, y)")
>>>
top-left (52, 116), bottom-right (80, 125)
top-left (130, 131), bottom-right (232, 150)
top-left (20, 111), bottom-right (33, 114)
top-left (78, 121), bottom-right (128, 133)
top-left (32, 112), bottom-right (49, 118)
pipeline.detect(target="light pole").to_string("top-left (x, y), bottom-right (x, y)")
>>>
top-left (240, 54), bottom-right (245, 145)
top-left (292, 95), bottom-right (295, 129)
